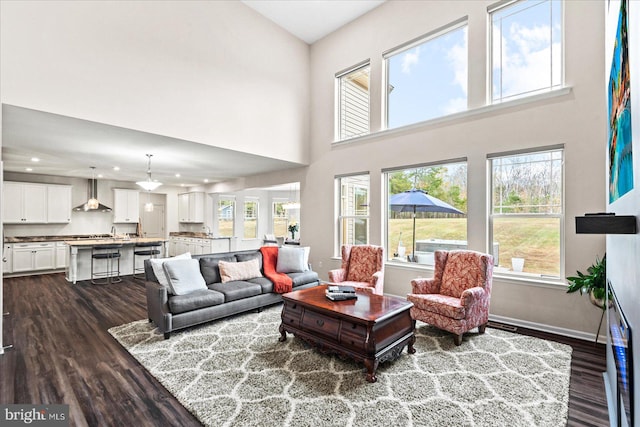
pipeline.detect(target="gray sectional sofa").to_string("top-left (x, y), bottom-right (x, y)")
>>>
top-left (145, 249), bottom-right (320, 338)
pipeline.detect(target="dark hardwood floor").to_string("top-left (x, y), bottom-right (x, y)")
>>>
top-left (1, 273), bottom-right (610, 426)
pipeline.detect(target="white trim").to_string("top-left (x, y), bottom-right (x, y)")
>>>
top-left (334, 87), bottom-right (572, 146)
top-left (487, 313), bottom-right (606, 343)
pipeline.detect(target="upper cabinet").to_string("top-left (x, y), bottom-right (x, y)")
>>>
top-left (113, 189), bottom-right (140, 223)
top-left (3, 181), bottom-right (71, 224)
top-left (178, 192), bottom-right (204, 223)
top-left (47, 184), bottom-right (72, 223)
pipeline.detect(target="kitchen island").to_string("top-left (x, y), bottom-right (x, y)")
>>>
top-left (65, 237), bottom-right (167, 284)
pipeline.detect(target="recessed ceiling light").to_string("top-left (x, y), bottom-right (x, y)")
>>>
top-left (31, 157), bottom-right (40, 162)
top-left (113, 166), bottom-right (120, 171)
top-left (25, 167), bottom-right (33, 172)
top-left (204, 179), bottom-right (209, 183)
top-left (97, 174), bottom-right (103, 178)
top-left (180, 184), bottom-right (185, 187)
top-left (175, 173), bottom-right (181, 177)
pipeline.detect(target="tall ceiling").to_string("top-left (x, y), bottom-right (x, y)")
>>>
top-left (1, 1), bottom-right (385, 186)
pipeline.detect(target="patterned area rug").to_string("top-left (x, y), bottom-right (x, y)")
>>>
top-left (108, 306), bottom-right (572, 427)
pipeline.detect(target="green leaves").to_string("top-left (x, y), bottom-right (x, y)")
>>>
top-left (566, 255), bottom-right (606, 296)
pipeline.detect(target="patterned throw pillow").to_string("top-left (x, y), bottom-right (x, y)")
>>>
top-left (219, 258), bottom-right (262, 283)
top-left (346, 246), bottom-right (379, 283)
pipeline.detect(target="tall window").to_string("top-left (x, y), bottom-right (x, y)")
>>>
top-left (272, 200), bottom-right (288, 237)
top-left (243, 199), bottom-right (258, 239)
top-left (490, 0), bottom-right (562, 103)
top-left (336, 174), bottom-right (370, 250)
top-left (217, 197), bottom-right (235, 238)
top-left (385, 161), bottom-right (467, 264)
top-left (489, 147), bottom-right (563, 277)
top-left (336, 61), bottom-right (370, 141)
top-left (385, 20), bottom-right (467, 129)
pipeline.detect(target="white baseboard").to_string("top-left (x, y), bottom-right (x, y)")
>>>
top-left (386, 291), bottom-right (605, 344)
top-left (488, 313), bottom-right (606, 344)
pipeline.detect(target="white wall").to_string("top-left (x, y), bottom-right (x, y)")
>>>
top-left (296, 0), bottom-right (607, 336)
top-left (0, 0), bottom-right (310, 164)
top-left (604, 1), bottom-right (639, 425)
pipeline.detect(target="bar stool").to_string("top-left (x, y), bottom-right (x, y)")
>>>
top-left (133, 241), bottom-right (162, 280)
top-left (91, 244), bottom-right (123, 284)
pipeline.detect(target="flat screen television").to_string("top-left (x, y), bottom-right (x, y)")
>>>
top-left (609, 286), bottom-right (633, 427)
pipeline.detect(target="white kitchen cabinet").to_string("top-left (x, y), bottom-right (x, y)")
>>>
top-left (3, 244), bottom-right (13, 274)
top-left (55, 242), bottom-right (68, 269)
top-left (47, 185), bottom-right (72, 223)
top-left (3, 182), bottom-right (48, 223)
top-left (113, 189), bottom-right (140, 223)
top-left (12, 242), bottom-right (55, 272)
top-left (178, 192), bottom-right (204, 223)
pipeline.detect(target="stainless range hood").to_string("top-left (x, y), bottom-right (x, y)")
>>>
top-left (72, 179), bottom-right (112, 212)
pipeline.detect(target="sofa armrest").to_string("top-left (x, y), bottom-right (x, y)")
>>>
top-left (328, 268), bottom-right (347, 283)
top-left (410, 278), bottom-right (439, 294)
top-left (145, 281), bottom-right (172, 335)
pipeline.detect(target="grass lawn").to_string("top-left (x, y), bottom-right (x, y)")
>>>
top-left (388, 217), bottom-right (560, 275)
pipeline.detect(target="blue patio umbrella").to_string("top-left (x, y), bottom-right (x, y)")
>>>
top-left (389, 189), bottom-right (465, 261)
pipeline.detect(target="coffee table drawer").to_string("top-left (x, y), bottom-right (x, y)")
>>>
top-left (340, 329), bottom-right (367, 351)
top-left (301, 311), bottom-right (339, 339)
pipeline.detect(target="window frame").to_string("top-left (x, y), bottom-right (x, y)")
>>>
top-left (217, 196), bottom-right (236, 238)
top-left (335, 60), bottom-right (371, 142)
top-left (488, 0), bottom-right (564, 104)
top-left (487, 146), bottom-right (565, 279)
top-left (272, 199), bottom-right (288, 238)
top-left (383, 158), bottom-right (468, 265)
top-left (243, 198), bottom-right (259, 240)
top-left (383, 17), bottom-right (468, 130)
top-left (335, 173), bottom-right (370, 253)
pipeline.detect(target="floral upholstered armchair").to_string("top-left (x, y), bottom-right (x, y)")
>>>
top-left (407, 250), bottom-right (494, 346)
top-left (328, 245), bottom-right (385, 295)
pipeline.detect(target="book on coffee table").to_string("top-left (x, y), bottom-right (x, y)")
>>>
top-left (325, 291), bottom-right (357, 301)
top-left (327, 285), bottom-right (356, 294)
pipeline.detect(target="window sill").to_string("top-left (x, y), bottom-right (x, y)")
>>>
top-left (332, 86), bottom-right (573, 146)
top-left (384, 260), bottom-right (567, 290)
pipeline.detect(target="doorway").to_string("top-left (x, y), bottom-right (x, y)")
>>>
top-left (140, 193), bottom-right (166, 238)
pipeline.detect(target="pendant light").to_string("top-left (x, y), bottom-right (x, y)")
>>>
top-left (282, 183), bottom-right (300, 210)
top-left (86, 166), bottom-right (99, 211)
top-left (136, 154), bottom-right (162, 191)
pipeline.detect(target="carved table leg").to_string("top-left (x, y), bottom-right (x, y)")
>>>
top-left (364, 358), bottom-right (379, 383)
top-left (278, 323), bottom-right (287, 342)
top-left (407, 334), bottom-right (416, 354)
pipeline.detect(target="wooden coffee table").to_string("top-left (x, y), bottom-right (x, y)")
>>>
top-left (279, 285), bottom-right (415, 383)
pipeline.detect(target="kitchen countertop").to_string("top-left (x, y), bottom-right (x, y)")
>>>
top-left (169, 232), bottom-right (230, 239)
top-left (64, 237), bottom-right (167, 247)
top-left (5, 234), bottom-right (116, 243)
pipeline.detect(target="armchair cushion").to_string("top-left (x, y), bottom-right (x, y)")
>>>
top-left (346, 245), bottom-right (383, 283)
top-left (328, 268), bottom-right (347, 283)
top-left (440, 251), bottom-right (490, 298)
top-left (407, 294), bottom-right (465, 319)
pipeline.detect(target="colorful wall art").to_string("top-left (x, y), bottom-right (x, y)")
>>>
top-left (608, 0), bottom-right (633, 203)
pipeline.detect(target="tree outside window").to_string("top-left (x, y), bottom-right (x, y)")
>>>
top-left (489, 148), bottom-right (563, 276)
top-left (386, 161), bottom-right (467, 264)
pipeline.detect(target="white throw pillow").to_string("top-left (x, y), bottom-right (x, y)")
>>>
top-left (162, 258), bottom-right (207, 295)
top-left (276, 246), bottom-right (307, 273)
top-left (149, 252), bottom-right (191, 289)
top-left (219, 258), bottom-right (262, 283)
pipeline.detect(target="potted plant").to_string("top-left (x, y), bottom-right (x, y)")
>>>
top-left (288, 221), bottom-right (299, 240)
top-left (566, 254), bottom-right (609, 309)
